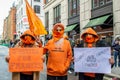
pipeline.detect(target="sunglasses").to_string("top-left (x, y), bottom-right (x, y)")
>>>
top-left (56, 29), bottom-right (62, 32)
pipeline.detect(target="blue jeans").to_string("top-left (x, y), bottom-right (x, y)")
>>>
top-left (113, 51), bottom-right (120, 67)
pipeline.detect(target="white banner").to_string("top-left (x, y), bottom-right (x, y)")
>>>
top-left (74, 47), bottom-right (111, 73)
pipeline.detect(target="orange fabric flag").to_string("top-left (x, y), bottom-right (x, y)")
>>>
top-left (24, 0), bottom-right (47, 36)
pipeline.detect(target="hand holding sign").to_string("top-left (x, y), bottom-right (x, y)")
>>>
top-left (74, 47), bottom-right (111, 73)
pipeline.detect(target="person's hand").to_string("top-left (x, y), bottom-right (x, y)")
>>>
top-left (115, 41), bottom-right (119, 44)
top-left (36, 38), bottom-right (42, 47)
top-left (42, 55), bottom-right (45, 62)
top-left (5, 55), bottom-right (10, 63)
top-left (71, 57), bottom-right (74, 62)
top-left (109, 56), bottom-right (114, 65)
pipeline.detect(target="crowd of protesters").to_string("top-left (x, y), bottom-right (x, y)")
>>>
top-left (5, 23), bottom-right (118, 80)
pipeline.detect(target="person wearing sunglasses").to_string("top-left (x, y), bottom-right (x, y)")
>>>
top-left (44, 23), bottom-right (72, 80)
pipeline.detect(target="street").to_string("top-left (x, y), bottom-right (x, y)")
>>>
top-left (0, 45), bottom-right (77, 80)
top-left (0, 46), bottom-right (11, 80)
top-left (0, 45), bottom-right (47, 80)
top-left (0, 45), bottom-right (120, 80)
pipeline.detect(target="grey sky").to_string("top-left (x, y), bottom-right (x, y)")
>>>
top-left (0, 0), bottom-right (15, 35)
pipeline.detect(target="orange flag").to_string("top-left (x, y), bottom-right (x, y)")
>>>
top-left (24, 0), bottom-right (47, 36)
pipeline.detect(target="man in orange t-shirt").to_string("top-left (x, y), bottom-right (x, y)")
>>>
top-left (44, 23), bottom-right (72, 80)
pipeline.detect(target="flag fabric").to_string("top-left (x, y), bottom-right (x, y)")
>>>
top-left (24, 0), bottom-right (47, 36)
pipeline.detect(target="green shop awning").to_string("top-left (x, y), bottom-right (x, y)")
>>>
top-left (84, 15), bottom-right (111, 29)
top-left (65, 24), bottom-right (78, 32)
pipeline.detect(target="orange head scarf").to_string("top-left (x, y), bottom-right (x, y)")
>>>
top-left (52, 23), bottom-right (64, 42)
top-left (81, 28), bottom-right (99, 44)
top-left (20, 29), bottom-right (36, 44)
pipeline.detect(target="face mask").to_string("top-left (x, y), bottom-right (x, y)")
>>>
top-left (22, 36), bottom-right (35, 44)
top-left (85, 34), bottom-right (95, 43)
top-left (54, 31), bottom-right (64, 37)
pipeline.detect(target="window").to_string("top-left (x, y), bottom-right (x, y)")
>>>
top-left (54, 4), bottom-right (61, 24)
top-left (68, 0), bottom-right (79, 18)
top-left (34, 0), bottom-right (40, 2)
top-left (106, 0), bottom-right (112, 3)
top-left (77, 0), bottom-right (80, 14)
top-left (44, 0), bottom-right (48, 4)
top-left (21, 0), bottom-right (23, 4)
top-left (92, 0), bottom-right (99, 8)
top-left (92, 0), bottom-right (112, 9)
top-left (21, 8), bottom-right (23, 15)
top-left (73, 0), bottom-right (77, 16)
top-left (26, 27), bottom-right (29, 29)
top-left (45, 12), bottom-right (49, 29)
top-left (100, 0), bottom-right (105, 6)
top-left (34, 5), bottom-right (40, 14)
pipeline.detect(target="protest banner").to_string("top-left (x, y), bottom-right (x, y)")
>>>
top-left (74, 47), bottom-right (111, 73)
top-left (9, 48), bottom-right (43, 72)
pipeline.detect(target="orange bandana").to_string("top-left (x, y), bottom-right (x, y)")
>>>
top-left (85, 34), bottom-right (95, 44)
top-left (21, 36), bottom-right (35, 44)
top-left (53, 30), bottom-right (64, 42)
top-left (52, 23), bottom-right (64, 42)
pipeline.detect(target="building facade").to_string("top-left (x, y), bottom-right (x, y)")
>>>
top-left (44, 0), bottom-right (80, 41)
top-left (3, 6), bottom-right (16, 42)
top-left (16, 0), bottom-right (44, 38)
top-left (44, 0), bottom-right (68, 34)
top-left (80, 0), bottom-right (116, 46)
top-left (113, 0), bottom-right (120, 38)
top-left (44, 0), bottom-right (120, 45)
top-left (3, 18), bottom-right (9, 41)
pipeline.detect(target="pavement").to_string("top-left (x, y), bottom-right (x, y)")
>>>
top-left (104, 67), bottom-right (120, 80)
top-left (0, 45), bottom-right (120, 80)
top-left (35, 57), bottom-right (120, 80)
top-left (111, 67), bottom-right (120, 75)
top-left (40, 61), bottom-right (79, 80)
top-left (68, 72), bottom-right (78, 80)
top-left (67, 67), bottom-right (120, 80)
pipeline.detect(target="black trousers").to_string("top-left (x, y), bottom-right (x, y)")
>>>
top-left (47, 75), bottom-right (67, 80)
top-left (20, 73), bottom-right (33, 80)
top-left (79, 73), bottom-right (104, 80)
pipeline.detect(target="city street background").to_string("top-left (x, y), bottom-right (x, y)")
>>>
top-left (0, 45), bottom-right (120, 80)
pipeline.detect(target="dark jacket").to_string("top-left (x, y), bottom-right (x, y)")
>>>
top-left (112, 42), bottom-right (120, 52)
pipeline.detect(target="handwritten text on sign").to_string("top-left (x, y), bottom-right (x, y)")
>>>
top-left (9, 48), bottom-right (43, 72)
top-left (74, 47), bottom-right (111, 73)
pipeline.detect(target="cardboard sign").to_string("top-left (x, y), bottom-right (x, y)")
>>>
top-left (9, 48), bottom-right (43, 72)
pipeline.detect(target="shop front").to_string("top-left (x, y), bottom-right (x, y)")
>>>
top-left (65, 23), bottom-right (80, 41)
top-left (83, 14), bottom-right (113, 46)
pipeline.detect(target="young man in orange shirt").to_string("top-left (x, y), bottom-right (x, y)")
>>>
top-left (44, 23), bottom-right (72, 80)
